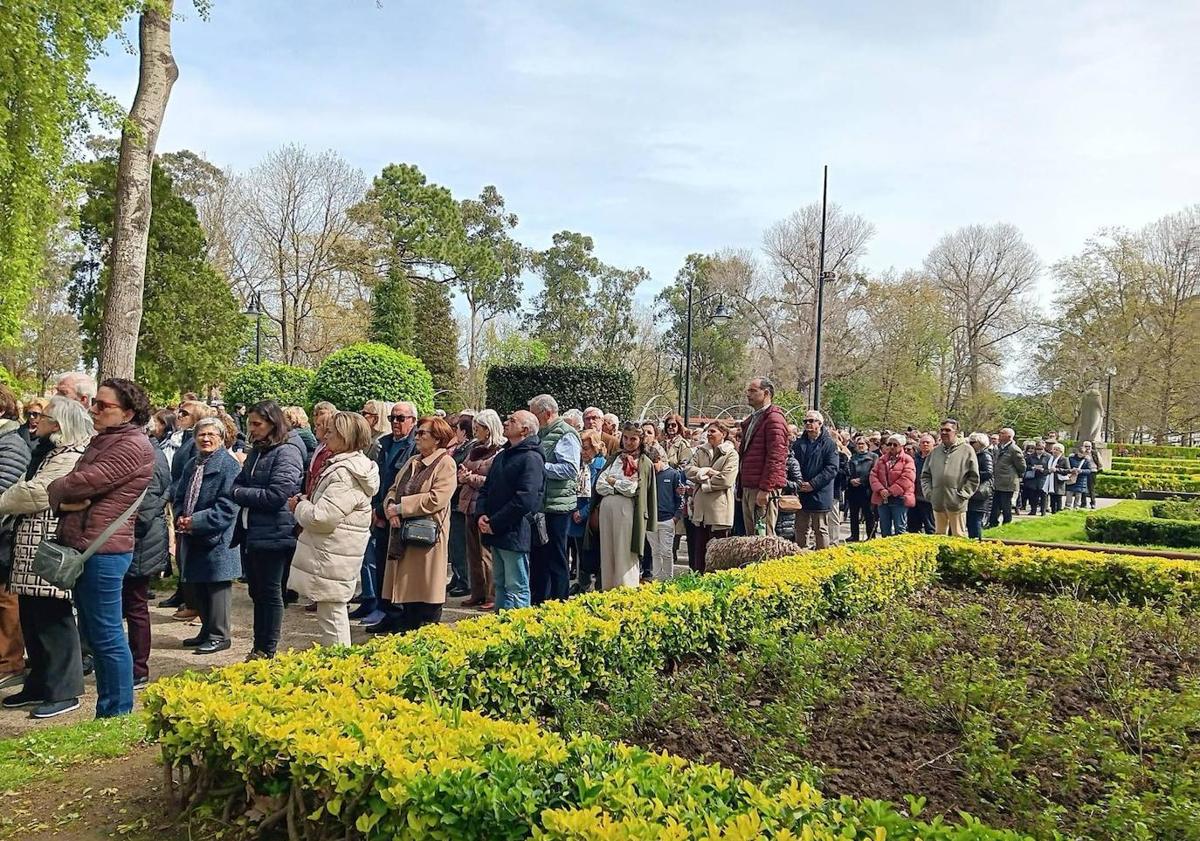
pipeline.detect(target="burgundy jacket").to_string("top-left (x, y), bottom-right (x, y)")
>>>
top-left (738, 404), bottom-right (788, 491)
top-left (48, 423), bottom-right (155, 555)
top-left (869, 452), bottom-right (917, 508)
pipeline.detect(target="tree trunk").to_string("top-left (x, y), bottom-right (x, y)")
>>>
top-left (98, 4), bottom-right (178, 380)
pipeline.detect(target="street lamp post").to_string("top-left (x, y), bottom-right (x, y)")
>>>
top-left (683, 282), bottom-right (731, 426)
top-left (244, 293), bottom-right (263, 364)
top-left (812, 165), bottom-right (831, 411)
top-left (1105, 366), bottom-right (1117, 443)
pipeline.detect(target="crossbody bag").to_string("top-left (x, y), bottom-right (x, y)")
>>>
top-left (33, 489), bottom-right (147, 590)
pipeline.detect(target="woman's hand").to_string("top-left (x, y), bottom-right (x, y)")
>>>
top-left (386, 502), bottom-right (399, 520)
top-left (287, 494), bottom-right (301, 513)
top-left (388, 514), bottom-right (402, 529)
top-left (59, 500), bottom-right (91, 512)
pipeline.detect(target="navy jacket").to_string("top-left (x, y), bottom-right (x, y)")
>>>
top-left (654, 465), bottom-right (686, 522)
top-left (231, 439), bottom-right (304, 552)
top-left (476, 436), bottom-right (546, 553)
top-left (174, 448), bottom-right (242, 582)
top-left (790, 430), bottom-right (839, 512)
top-left (129, 447), bottom-right (172, 578)
top-left (170, 430), bottom-right (196, 495)
top-left (373, 432), bottom-right (416, 519)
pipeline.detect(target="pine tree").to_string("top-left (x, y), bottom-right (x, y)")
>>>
top-left (369, 266), bottom-right (414, 353)
top-left (411, 279), bottom-right (459, 403)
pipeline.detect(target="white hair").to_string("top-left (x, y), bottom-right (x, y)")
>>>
top-left (44, 396), bottom-right (93, 447)
top-left (527, 394), bottom-right (558, 416)
top-left (1051, 442), bottom-right (1065, 454)
top-left (968, 432), bottom-right (990, 447)
top-left (56, 372), bottom-right (97, 401)
top-left (472, 409), bottom-right (506, 448)
top-left (562, 408), bottom-right (584, 430)
top-left (602, 412), bottom-right (619, 426)
top-left (886, 433), bottom-right (905, 446)
top-left (513, 410), bottom-right (540, 437)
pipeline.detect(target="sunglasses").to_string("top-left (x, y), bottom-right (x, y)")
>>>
top-left (26, 412), bottom-right (41, 420)
top-left (803, 418), bottom-right (821, 424)
top-left (413, 429), bottom-right (431, 437)
top-left (91, 398), bottom-right (123, 411)
top-left (389, 415), bottom-right (413, 423)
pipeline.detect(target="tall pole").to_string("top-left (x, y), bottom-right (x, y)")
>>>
top-left (812, 165), bottom-right (829, 411)
top-left (1105, 373), bottom-right (1114, 443)
top-left (254, 293), bottom-right (262, 365)
top-left (683, 280), bottom-right (694, 426)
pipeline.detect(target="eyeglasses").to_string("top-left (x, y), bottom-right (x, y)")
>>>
top-left (803, 418), bottom-right (821, 424)
top-left (91, 398), bottom-right (123, 411)
top-left (413, 429), bottom-right (431, 438)
top-left (363, 412), bottom-right (378, 419)
top-left (389, 415), bottom-right (413, 423)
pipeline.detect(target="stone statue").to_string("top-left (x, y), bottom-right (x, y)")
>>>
top-left (1075, 385), bottom-right (1104, 445)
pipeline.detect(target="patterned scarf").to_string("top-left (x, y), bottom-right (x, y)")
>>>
top-left (183, 453), bottom-right (212, 516)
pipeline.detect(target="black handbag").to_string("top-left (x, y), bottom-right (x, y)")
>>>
top-left (398, 516), bottom-right (440, 547)
top-left (530, 511), bottom-right (549, 547)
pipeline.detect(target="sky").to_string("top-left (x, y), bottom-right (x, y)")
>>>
top-left (88, 0), bottom-right (1200, 306)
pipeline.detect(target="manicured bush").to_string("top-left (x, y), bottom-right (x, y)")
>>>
top-left (309, 342), bottom-right (434, 415)
top-left (1109, 443), bottom-right (1200, 459)
top-left (486, 363), bottom-right (634, 418)
top-left (1111, 458), bottom-right (1200, 476)
top-left (1152, 499), bottom-right (1200, 521)
top-left (1095, 473), bottom-right (1141, 497)
top-left (222, 361), bottom-right (314, 409)
top-left (1085, 501), bottom-right (1200, 548)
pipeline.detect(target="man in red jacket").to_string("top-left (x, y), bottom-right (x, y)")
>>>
top-left (738, 377), bottom-right (789, 536)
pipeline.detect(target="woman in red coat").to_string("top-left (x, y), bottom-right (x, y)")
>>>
top-left (869, 434), bottom-right (916, 537)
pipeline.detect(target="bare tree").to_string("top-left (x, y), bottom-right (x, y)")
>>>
top-left (238, 145), bottom-right (368, 365)
top-left (924, 223), bottom-right (1040, 411)
top-left (760, 203), bottom-right (875, 394)
top-left (98, 2), bottom-right (178, 379)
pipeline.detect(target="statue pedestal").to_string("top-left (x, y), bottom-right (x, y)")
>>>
top-left (1094, 444), bottom-right (1113, 471)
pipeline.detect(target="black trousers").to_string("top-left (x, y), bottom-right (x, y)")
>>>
top-left (193, 580), bottom-right (232, 641)
top-left (18, 595), bottom-right (84, 703)
top-left (530, 512), bottom-right (571, 604)
top-left (243, 548), bottom-right (291, 656)
top-left (987, 490), bottom-right (1015, 528)
top-left (906, 499), bottom-right (935, 534)
top-left (1049, 493), bottom-right (1063, 514)
top-left (1027, 489), bottom-right (1047, 515)
top-left (395, 601), bottom-right (443, 632)
top-left (847, 492), bottom-right (877, 541)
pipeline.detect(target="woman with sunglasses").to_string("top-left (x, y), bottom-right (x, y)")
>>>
top-left (230, 400), bottom-right (304, 660)
top-left (0, 396), bottom-right (93, 718)
top-left (47, 379), bottom-right (156, 718)
top-left (18, 398), bottom-right (47, 449)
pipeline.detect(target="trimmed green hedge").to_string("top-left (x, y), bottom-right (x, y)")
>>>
top-left (1109, 443), bottom-right (1200, 460)
top-left (223, 362), bottom-right (314, 409)
top-left (1095, 474), bottom-right (1141, 498)
top-left (309, 343), bottom-right (434, 415)
top-left (1111, 458), bottom-right (1200, 476)
top-left (1153, 500), bottom-right (1200, 521)
top-left (1085, 504), bottom-right (1200, 549)
top-left (485, 363), bottom-right (634, 418)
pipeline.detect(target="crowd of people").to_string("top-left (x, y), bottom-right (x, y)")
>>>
top-left (0, 371), bottom-right (1100, 721)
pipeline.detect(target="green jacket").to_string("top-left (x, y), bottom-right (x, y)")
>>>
top-left (920, 440), bottom-right (980, 513)
top-left (991, 441), bottom-right (1026, 493)
top-left (539, 417), bottom-right (580, 513)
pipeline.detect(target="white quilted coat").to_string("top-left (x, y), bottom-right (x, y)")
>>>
top-left (288, 451), bottom-right (379, 603)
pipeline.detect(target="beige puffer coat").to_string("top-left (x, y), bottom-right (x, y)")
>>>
top-left (288, 451), bottom-right (380, 603)
top-left (685, 441), bottom-right (740, 529)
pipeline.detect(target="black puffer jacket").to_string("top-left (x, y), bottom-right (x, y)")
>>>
top-left (231, 439), bottom-right (304, 552)
top-left (170, 429), bottom-right (195, 495)
top-left (130, 446), bottom-right (172, 578)
top-left (968, 448), bottom-right (995, 515)
top-left (0, 421), bottom-right (33, 566)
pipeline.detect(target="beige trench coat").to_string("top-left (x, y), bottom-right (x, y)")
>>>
top-left (381, 448), bottom-right (456, 605)
top-left (685, 442), bottom-right (740, 529)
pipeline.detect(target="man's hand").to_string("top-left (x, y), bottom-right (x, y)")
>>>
top-left (572, 511), bottom-right (583, 524)
top-left (478, 515), bottom-right (493, 535)
top-left (799, 481), bottom-right (813, 493)
top-left (176, 515), bottom-right (192, 533)
top-left (755, 489), bottom-right (768, 507)
top-left (59, 500), bottom-right (90, 512)
top-left (850, 478), bottom-right (861, 487)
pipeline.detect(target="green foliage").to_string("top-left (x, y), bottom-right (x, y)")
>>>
top-left (1095, 473), bottom-right (1142, 498)
top-left (1086, 502), bottom-right (1200, 548)
top-left (589, 265), bottom-right (648, 368)
top-left (223, 362), bottom-right (315, 409)
top-left (68, 157), bottom-right (245, 396)
top-left (1099, 472), bottom-right (1200, 495)
top-left (1111, 457), bottom-right (1200, 476)
top-left (1110, 443), bottom-right (1200, 459)
top-left (0, 366), bottom-right (14, 390)
top-left (0, 0), bottom-right (139, 345)
top-left (481, 332), bottom-right (549, 367)
top-left (525, 231), bottom-right (601, 362)
top-left (998, 393), bottom-right (1065, 440)
top-left (368, 266), bottom-right (414, 353)
top-left (359, 162), bottom-right (465, 281)
top-left (410, 279), bottom-right (460, 402)
top-left (309, 342), bottom-right (434, 415)
top-left (486, 363), bottom-right (634, 417)
top-left (0, 713), bottom-right (146, 791)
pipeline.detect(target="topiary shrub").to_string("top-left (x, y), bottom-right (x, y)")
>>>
top-left (309, 343), bottom-right (434, 415)
top-left (486, 364), bottom-right (634, 418)
top-left (1096, 474), bottom-right (1141, 498)
top-left (224, 362), bottom-right (315, 409)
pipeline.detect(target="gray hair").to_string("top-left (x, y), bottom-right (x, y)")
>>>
top-left (562, 408), bottom-right (584, 430)
top-left (968, 432), bottom-right (990, 447)
top-left (44, 396), bottom-right (93, 447)
top-left (886, 433), bottom-right (905, 446)
top-left (527, 394), bottom-right (558, 416)
top-left (751, 375), bottom-right (775, 397)
top-left (56, 372), bottom-right (97, 401)
top-left (193, 417), bottom-right (226, 441)
top-left (602, 412), bottom-right (619, 426)
top-left (472, 409), bottom-right (506, 448)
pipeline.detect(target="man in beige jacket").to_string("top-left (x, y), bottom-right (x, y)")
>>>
top-left (919, 418), bottom-right (980, 537)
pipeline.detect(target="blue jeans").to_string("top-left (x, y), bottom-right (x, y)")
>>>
top-left (966, 510), bottom-right (986, 540)
top-left (492, 548), bottom-right (530, 611)
top-left (878, 502), bottom-right (908, 537)
top-left (357, 526), bottom-right (387, 612)
top-left (75, 552), bottom-right (134, 717)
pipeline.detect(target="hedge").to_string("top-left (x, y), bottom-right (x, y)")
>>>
top-left (309, 342), bottom-right (434, 415)
top-left (1110, 458), bottom-right (1200, 476)
top-left (1095, 474), bottom-right (1141, 498)
top-left (1096, 472), bottom-right (1200, 497)
top-left (146, 536), bottom-right (1200, 839)
top-left (222, 362), bottom-right (314, 409)
top-left (1152, 499), bottom-right (1200, 521)
top-left (486, 364), bottom-right (634, 419)
top-left (1084, 501), bottom-right (1200, 548)
top-left (1109, 443), bottom-right (1200, 460)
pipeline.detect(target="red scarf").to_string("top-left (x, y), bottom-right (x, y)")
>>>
top-left (620, 453), bottom-right (639, 478)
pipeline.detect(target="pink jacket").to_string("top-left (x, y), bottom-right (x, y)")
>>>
top-left (869, 452), bottom-right (916, 508)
